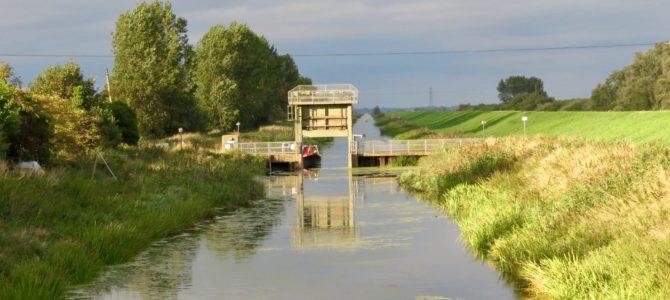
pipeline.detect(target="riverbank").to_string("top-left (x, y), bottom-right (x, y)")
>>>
top-left (379, 111), bottom-right (670, 146)
top-left (0, 148), bottom-right (265, 298)
top-left (399, 136), bottom-right (670, 298)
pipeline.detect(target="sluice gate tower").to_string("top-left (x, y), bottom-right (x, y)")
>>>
top-left (288, 84), bottom-right (358, 168)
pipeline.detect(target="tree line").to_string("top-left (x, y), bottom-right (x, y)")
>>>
top-left (459, 42), bottom-right (670, 111)
top-left (0, 0), bottom-right (309, 163)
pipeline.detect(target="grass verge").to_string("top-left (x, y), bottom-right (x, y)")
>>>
top-left (0, 147), bottom-right (265, 298)
top-left (399, 137), bottom-right (670, 298)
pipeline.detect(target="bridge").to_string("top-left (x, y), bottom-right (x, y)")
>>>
top-left (222, 83), bottom-right (481, 168)
top-left (234, 138), bottom-right (480, 168)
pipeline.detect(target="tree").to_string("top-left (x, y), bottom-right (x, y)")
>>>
top-left (112, 1), bottom-right (197, 137)
top-left (590, 42), bottom-right (670, 111)
top-left (108, 100), bottom-right (140, 145)
top-left (195, 23), bottom-right (272, 130)
top-left (29, 61), bottom-right (96, 109)
top-left (0, 61), bottom-right (22, 87)
top-left (8, 91), bottom-right (52, 162)
top-left (502, 92), bottom-right (554, 111)
top-left (371, 105), bottom-right (382, 116)
top-left (497, 76), bottom-right (546, 103)
top-left (195, 23), bottom-right (309, 130)
top-left (0, 79), bottom-right (20, 144)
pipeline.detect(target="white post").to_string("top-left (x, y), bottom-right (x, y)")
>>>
top-left (522, 115), bottom-right (528, 138)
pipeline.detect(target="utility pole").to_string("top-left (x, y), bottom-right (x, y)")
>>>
top-left (429, 87), bottom-right (434, 108)
top-left (105, 68), bottom-right (113, 102)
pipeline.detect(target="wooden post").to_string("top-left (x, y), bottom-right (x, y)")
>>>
top-left (105, 69), bottom-right (113, 102)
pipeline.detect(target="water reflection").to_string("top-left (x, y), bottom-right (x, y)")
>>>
top-left (68, 114), bottom-right (516, 300)
top-left (293, 170), bottom-right (357, 250)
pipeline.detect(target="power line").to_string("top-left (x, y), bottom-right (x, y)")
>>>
top-left (291, 42), bottom-right (658, 57)
top-left (0, 41), bottom-right (660, 59)
top-left (0, 53), bottom-right (113, 58)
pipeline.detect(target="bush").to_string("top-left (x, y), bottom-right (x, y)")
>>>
top-left (91, 107), bottom-right (123, 148)
top-left (0, 126), bottom-right (6, 159)
top-left (108, 101), bottom-right (139, 145)
top-left (34, 95), bottom-right (102, 160)
top-left (0, 80), bottom-right (20, 141)
top-left (1, 89), bottom-right (52, 163)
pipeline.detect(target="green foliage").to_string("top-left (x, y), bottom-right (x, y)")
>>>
top-left (112, 1), bottom-right (199, 137)
top-left (371, 105), bottom-right (382, 116)
top-left (391, 156), bottom-right (420, 167)
top-left (0, 126), bottom-right (6, 160)
top-left (0, 61), bottom-right (22, 87)
top-left (29, 61), bottom-right (96, 110)
top-left (34, 95), bottom-right (102, 160)
top-left (108, 101), bottom-right (139, 145)
top-left (591, 42), bottom-right (670, 110)
top-left (0, 149), bottom-right (265, 298)
top-left (500, 92), bottom-right (554, 110)
top-left (0, 79), bottom-right (20, 140)
top-left (195, 23), bottom-right (308, 131)
top-left (91, 107), bottom-right (123, 148)
top-left (7, 91), bottom-right (52, 162)
top-left (497, 76), bottom-right (546, 103)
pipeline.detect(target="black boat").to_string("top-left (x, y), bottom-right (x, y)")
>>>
top-left (302, 145), bottom-right (321, 168)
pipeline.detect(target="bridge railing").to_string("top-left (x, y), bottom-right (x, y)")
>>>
top-left (238, 141), bottom-right (298, 155)
top-left (356, 138), bottom-right (480, 155)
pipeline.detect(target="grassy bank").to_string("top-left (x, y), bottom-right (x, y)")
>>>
top-left (0, 148), bottom-right (265, 298)
top-left (399, 137), bottom-right (670, 298)
top-left (382, 111), bottom-right (670, 146)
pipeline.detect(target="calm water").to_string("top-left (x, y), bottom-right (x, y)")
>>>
top-left (68, 114), bottom-right (515, 300)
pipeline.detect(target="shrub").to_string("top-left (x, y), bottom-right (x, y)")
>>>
top-left (108, 101), bottom-right (139, 145)
top-left (34, 95), bottom-right (102, 160)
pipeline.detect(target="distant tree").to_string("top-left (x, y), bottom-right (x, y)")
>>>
top-left (371, 105), bottom-right (382, 116)
top-left (296, 76), bottom-right (312, 86)
top-left (112, 1), bottom-right (198, 137)
top-left (502, 92), bottom-right (554, 111)
top-left (0, 61), bottom-right (22, 87)
top-left (497, 76), bottom-right (546, 103)
top-left (590, 42), bottom-right (670, 111)
top-left (29, 61), bottom-right (96, 109)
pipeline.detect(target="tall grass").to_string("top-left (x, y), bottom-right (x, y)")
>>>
top-left (0, 147), bottom-right (265, 298)
top-left (400, 137), bottom-right (670, 298)
top-left (386, 111), bottom-right (670, 146)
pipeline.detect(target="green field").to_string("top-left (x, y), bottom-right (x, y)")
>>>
top-left (385, 111), bottom-right (670, 146)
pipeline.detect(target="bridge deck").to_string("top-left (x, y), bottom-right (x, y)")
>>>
top-left (354, 138), bottom-right (480, 156)
top-left (233, 138), bottom-right (481, 167)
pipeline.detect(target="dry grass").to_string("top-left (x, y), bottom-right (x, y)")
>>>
top-left (400, 136), bottom-right (670, 298)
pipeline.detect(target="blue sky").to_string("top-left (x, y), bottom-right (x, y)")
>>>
top-left (1, 0), bottom-right (669, 108)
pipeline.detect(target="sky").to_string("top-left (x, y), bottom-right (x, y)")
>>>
top-left (1, 0), bottom-right (669, 108)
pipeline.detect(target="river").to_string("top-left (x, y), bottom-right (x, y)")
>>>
top-left (68, 113), bottom-right (516, 300)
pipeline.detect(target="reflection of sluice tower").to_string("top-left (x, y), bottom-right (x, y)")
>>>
top-left (292, 171), bottom-right (358, 250)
